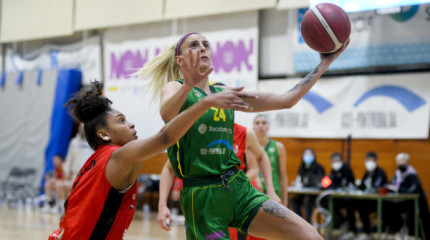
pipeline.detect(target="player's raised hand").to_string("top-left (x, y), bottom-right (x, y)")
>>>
top-left (320, 39), bottom-right (350, 63)
top-left (178, 49), bottom-right (213, 88)
top-left (206, 86), bottom-right (258, 111)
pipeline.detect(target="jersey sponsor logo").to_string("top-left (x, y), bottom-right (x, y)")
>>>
top-left (198, 124), bottom-right (208, 134)
top-left (200, 139), bottom-right (232, 155)
top-left (207, 139), bottom-right (232, 149)
top-left (208, 126), bottom-right (232, 134)
top-left (200, 148), bottom-right (226, 155)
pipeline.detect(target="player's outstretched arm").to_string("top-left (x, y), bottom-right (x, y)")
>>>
top-left (243, 40), bottom-right (350, 113)
top-left (107, 87), bottom-right (256, 190)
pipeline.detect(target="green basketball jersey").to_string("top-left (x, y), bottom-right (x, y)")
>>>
top-left (259, 139), bottom-right (281, 196)
top-left (167, 80), bottom-right (241, 179)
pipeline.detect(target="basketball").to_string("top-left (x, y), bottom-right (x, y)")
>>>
top-left (301, 3), bottom-right (351, 53)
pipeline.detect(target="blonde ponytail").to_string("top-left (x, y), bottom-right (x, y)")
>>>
top-left (135, 44), bottom-right (180, 100)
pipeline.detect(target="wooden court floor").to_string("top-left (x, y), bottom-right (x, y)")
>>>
top-left (0, 205), bottom-right (186, 240)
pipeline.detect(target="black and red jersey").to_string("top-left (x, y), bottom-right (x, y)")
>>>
top-left (51, 145), bottom-right (137, 240)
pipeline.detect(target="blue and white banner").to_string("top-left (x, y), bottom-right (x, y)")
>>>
top-left (294, 4), bottom-right (430, 72)
top-left (5, 37), bottom-right (101, 85)
top-left (259, 73), bottom-right (430, 139)
top-left (104, 28), bottom-right (258, 139)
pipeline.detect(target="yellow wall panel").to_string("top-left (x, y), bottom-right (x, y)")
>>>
top-left (75, 0), bottom-right (163, 30)
top-left (1, 0), bottom-right (74, 42)
top-left (165, 0), bottom-right (276, 19)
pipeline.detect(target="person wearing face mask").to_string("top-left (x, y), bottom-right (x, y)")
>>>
top-left (327, 152), bottom-right (357, 240)
top-left (328, 152), bottom-right (355, 189)
top-left (355, 152), bottom-right (388, 240)
top-left (383, 153), bottom-right (430, 239)
top-left (291, 148), bottom-right (325, 223)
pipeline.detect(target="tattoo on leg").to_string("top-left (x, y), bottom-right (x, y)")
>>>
top-left (287, 67), bottom-right (320, 93)
top-left (262, 200), bottom-right (292, 220)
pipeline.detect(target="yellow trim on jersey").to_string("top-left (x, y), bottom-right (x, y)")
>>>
top-left (190, 170), bottom-right (241, 239)
top-left (176, 141), bottom-right (185, 177)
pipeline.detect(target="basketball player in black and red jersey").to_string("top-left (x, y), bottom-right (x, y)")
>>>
top-left (48, 81), bottom-right (255, 240)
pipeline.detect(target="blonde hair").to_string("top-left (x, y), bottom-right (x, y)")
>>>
top-left (135, 44), bottom-right (180, 100)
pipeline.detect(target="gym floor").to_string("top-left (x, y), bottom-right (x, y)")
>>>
top-left (0, 205), bottom-right (186, 240)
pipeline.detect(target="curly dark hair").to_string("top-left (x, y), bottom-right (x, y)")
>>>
top-left (65, 81), bottom-right (112, 150)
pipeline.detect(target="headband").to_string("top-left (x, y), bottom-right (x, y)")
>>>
top-left (175, 32), bottom-right (198, 56)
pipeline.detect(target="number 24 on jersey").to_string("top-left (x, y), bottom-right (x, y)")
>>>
top-left (211, 107), bottom-right (226, 122)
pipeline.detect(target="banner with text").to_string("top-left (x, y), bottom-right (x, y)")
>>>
top-left (259, 73), bottom-right (430, 139)
top-left (5, 37), bottom-right (101, 85)
top-left (294, 4), bottom-right (430, 72)
top-left (104, 28), bottom-right (258, 138)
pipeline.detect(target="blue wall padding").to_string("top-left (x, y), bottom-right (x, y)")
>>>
top-left (42, 69), bottom-right (82, 189)
top-left (0, 72), bottom-right (5, 87)
top-left (37, 70), bottom-right (43, 86)
top-left (16, 72), bottom-right (23, 86)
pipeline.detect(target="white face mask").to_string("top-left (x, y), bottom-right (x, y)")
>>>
top-left (332, 162), bottom-right (343, 171)
top-left (365, 161), bottom-right (377, 171)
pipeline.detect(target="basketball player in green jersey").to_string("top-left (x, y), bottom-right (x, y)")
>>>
top-left (137, 32), bottom-right (349, 240)
top-left (253, 115), bottom-right (288, 206)
top-left (157, 123), bottom-right (281, 232)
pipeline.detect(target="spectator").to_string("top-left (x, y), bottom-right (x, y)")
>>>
top-left (291, 147), bottom-right (325, 223)
top-left (64, 122), bottom-right (94, 183)
top-left (56, 122), bottom-right (94, 214)
top-left (253, 115), bottom-right (288, 206)
top-left (328, 152), bottom-right (357, 240)
top-left (43, 155), bottom-right (65, 213)
top-left (356, 151), bottom-right (388, 240)
top-left (384, 153), bottom-right (430, 239)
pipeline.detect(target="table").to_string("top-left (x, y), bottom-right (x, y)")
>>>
top-left (287, 188), bottom-right (420, 240)
top-left (287, 187), bottom-right (322, 196)
top-left (327, 192), bottom-right (420, 240)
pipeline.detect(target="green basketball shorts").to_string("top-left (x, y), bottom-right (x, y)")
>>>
top-left (180, 169), bottom-right (270, 240)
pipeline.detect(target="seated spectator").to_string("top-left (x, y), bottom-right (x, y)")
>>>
top-left (43, 155), bottom-right (65, 213)
top-left (57, 122), bottom-right (94, 214)
top-left (356, 151), bottom-right (388, 240)
top-left (327, 152), bottom-right (357, 240)
top-left (64, 122), bottom-right (93, 184)
top-left (291, 147), bottom-right (325, 223)
top-left (384, 153), bottom-right (430, 239)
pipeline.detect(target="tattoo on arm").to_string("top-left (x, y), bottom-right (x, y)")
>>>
top-left (287, 67), bottom-right (320, 93)
top-left (262, 200), bottom-right (292, 220)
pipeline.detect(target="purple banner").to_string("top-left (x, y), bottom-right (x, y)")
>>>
top-left (109, 39), bottom-right (255, 80)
